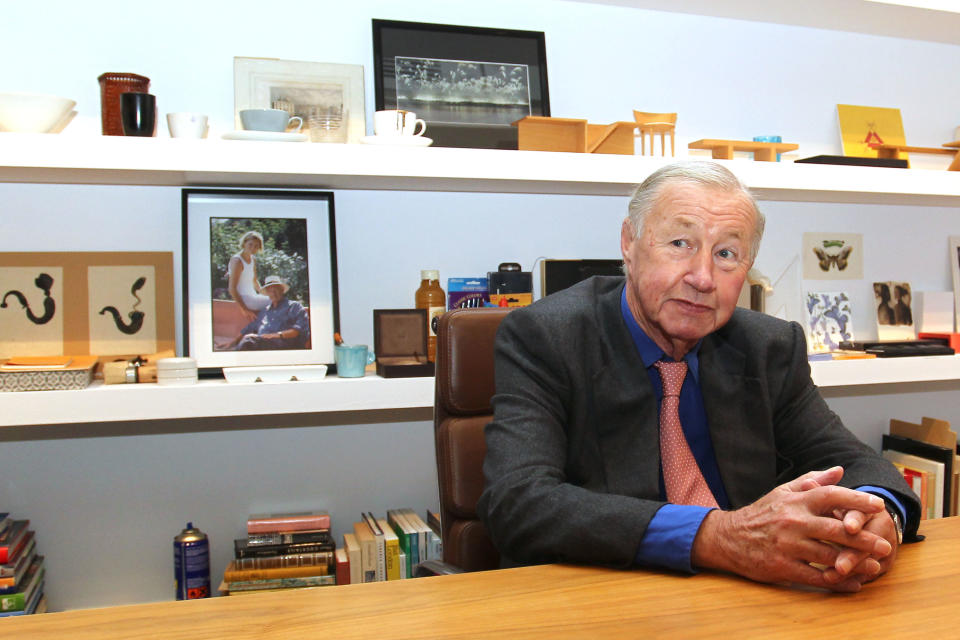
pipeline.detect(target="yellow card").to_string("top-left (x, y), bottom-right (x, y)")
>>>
top-left (836, 104), bottom-right (907, 158)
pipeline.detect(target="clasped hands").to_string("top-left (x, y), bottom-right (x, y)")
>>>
top-left (692, 466), bottom-right (898, 593)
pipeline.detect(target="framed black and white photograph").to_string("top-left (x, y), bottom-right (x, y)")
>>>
top-left (372, 19), bottom-right (550, 149)
top-left (234, 57), bottom-right (366, 143)
top-left (182, 189), bottom-right (339, 373)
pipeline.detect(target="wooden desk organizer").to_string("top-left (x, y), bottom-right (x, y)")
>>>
top-left (514, 116), bottom-right (638, 155)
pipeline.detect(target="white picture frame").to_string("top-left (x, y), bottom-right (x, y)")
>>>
top-left (949, 236), bottom-right (960, 331)
top-left (182, 189), bottom-right (339, 374)
top-left (233, 57), bottom-right (365, 144)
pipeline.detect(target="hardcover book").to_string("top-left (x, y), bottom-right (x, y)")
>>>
top-left (246, 511), bottom-right (331, 534)
top-left (351, 521), bottom-right (376, 583)
top-left (0, 521), bottom-right (29, 564)
top-left (342, 533), bottom-right (362, 585)
top-left (223, 559), bottom-right (330, 582)
top-left (234, 537), bottom-right (334, 559)
top-left (0, 556), bottom-right (43, 612)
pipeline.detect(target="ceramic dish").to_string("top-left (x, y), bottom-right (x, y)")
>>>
top-left (221, 364), bottom-right (329, 383)
top-left (222, 130), bottom-right (308, 142)
top-left (0, 92), bottom-right (76, 133)
top-left (360, 135), bottom-right (433, 147)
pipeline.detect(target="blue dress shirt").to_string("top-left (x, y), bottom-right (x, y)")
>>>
top-left (619, 287), bottom-right (905, 572)
top-left (241, 297), bottom-right (310, 348)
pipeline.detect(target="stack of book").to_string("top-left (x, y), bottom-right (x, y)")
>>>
top-left (337, 508), bottom-right (442, 585)
top-left (220, 511), bottom-right (336, 596)
top-left (0, 514), bottom-right (46, 617)
top-left (882, 417), bottom-right (960, 520)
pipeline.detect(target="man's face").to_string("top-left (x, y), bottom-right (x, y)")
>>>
top-left (264, 285), bottom-right (285, 305)
top-left (621, 182), bottom-right (757, 358)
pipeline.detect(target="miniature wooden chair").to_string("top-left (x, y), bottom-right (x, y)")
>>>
top-left (633, 111), bottom-right (677, 156)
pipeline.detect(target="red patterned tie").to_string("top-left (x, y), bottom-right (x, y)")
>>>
top-left (654, 361), bottom-right (719, 508)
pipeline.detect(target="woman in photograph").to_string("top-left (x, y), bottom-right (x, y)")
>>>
top-left (227, 230), bottom-right (271, 322)
top-left (875, 282), bottom-right (895, 325)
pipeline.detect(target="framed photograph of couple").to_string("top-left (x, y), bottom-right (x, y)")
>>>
top-left (181, 189), bottom-right (340, 374)
top-left (372, 19), bottom-right (550, 150)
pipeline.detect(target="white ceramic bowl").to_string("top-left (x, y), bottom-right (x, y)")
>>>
top-left (0, 92), bottom-right (77, 133)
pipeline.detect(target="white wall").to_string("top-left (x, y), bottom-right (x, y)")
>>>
top-left (2, 0), bottom-right (960, 611)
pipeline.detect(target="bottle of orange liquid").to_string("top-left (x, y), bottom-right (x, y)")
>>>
top-left (415, 269), bottom-right (445, 363)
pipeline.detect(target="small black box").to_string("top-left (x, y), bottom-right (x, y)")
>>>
top-left (373, 309), bottom-right (435, 378)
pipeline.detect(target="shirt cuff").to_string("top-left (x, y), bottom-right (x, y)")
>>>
top-left (856, 485), bottom-right (907, 524)
top-left (635, 504), bottom-right (714, 573)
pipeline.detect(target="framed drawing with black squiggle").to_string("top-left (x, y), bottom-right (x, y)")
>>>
top-left (0, 252), bottom-right (175, 360)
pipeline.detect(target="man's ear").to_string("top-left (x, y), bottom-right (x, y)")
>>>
top-left (620, 219), bottom-right (636, 266)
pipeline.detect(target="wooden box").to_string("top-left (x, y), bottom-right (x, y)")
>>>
top-left (513, 116), bottom-right (639, 155)
top-left (373, 309), bottom-right (435, 378)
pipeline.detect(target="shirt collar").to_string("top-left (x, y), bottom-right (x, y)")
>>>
top-left (620, 285), bottom-right (701, 383)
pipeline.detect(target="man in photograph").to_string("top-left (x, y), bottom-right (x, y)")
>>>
top-left (217, 275), bottom-right (309, 351)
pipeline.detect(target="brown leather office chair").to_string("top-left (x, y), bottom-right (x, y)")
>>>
top-left (427, 307), bottom-right (510, 574)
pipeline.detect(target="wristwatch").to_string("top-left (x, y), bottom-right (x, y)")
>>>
top-left (885, 502), bottom-right (903, 545)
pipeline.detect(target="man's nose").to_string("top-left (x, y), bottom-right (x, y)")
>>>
top-left (683, 250), bottom-right (716, 292)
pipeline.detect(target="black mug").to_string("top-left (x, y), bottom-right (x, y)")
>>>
top-left (120, 92), bottom-right (156, 136)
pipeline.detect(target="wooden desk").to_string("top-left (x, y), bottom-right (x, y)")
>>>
top-left (688, 138), bottom-right (799, 161)
top-left (8, 517), bottom-right (959, 639)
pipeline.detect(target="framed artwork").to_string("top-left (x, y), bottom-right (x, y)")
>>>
top-left (0, 252), bottom-right (175, 359)
top-left (181, 189), bottom-right (339, 374)
top-left (801, 232), bottom-right (863, 280)
top-left (949, 236), bottom-right (960, 330)
top-left (836, 104), bottom-right (907, 159)
top-left (873, 280), bottom-right (915, 340)
top-left (372, 19), bottom-right (550, 150)
top-left (804, 291), bottom-right (853, 353)
top-left (234, 57), bottom-right (366, 144)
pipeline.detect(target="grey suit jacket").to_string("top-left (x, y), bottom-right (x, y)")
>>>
top-left (477, 276), bottom-right (920, 568)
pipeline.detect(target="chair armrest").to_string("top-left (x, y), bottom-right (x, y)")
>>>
top-left (413, 559), bottom-right (465, 577)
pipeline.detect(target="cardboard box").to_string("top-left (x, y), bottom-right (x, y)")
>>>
top-left (373, 309), bottom-right (435, 378)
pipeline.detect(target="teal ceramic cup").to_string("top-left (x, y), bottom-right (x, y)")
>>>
top-left (335, 344), bottom-right (375, 378)
top-left (753, 135), bottom-right (783, 161)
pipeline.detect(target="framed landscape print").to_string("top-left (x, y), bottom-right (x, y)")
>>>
top-left (234, 57), bottom-right (366, 144)
top-left (181, 189), bottom-right (339, 374)
top-left (373, 19), bottom-right (550, 149)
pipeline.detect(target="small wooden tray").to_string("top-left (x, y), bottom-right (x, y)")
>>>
top-left (688, 139), bottom-right (798, 161)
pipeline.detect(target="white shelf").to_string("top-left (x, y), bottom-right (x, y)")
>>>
top-left (0, 375), bottom-right (435, 427)
top-left (3, 133), bottom-right (960, 204)
top-left (810, 354), bottom-right (960, 388)
top-left (4, 356), bottom-right (960, 427)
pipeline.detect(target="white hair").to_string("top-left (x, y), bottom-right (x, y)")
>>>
top-left (625, 161), bottom-right (765, 262)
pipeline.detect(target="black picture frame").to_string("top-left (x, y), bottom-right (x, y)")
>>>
top-left (372, 18), bottom-right (550, 150)
top-left (181, 189), bottom-right (339, 376)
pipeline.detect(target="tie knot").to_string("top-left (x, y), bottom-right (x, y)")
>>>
top-left (654, 360), bottom-right (687, 396)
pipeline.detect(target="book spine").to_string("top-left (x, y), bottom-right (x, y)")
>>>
top-left (226, 575), bottom-right (336, 591)
top-left (223, 562), bottom-right (330, 582)
top-left (247, 513), bottom-right (330, 534)
top-left (335, 548), bottom-right (349, 585)
top-left (377, 518), bottom-right (401, 581)
top-left (246, 529), bottom-right (331, 546)
top-left (235, 551), bottom-right (333, 571)
top-left (0, 522), bottom-right (28, 564)
top-left (362, 512), bottom-right (386, 582)
top-left (342, 533), bottom-right (362, 586)
top-left (0, 581), bottom-right (42, 617)
top-left (234, 540), bottom-right (334, 559)
top-left (387, 510), bottom-right (418, 577)
top-left (352, 522), bottom-right (376, 583)
top-left (0, 558), bottom-right (42, 612)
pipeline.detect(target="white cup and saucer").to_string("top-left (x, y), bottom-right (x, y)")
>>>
top-left (223, 108), bottom-right (308, 142)
top-left (361, 109), bottom-right (433, 147)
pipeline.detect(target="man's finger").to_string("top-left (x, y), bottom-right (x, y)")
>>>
top-left (783, 466), bottom-right (844, 492)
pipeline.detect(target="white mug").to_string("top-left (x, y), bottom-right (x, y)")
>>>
top-left (166, 112), bottom-right (208, 138)
top-left (374, 109), bottom-right (426, 137)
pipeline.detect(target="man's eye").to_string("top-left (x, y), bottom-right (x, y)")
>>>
top-left (717, 248), bottom-right (737, 260)
top-left (671, 239), bottom-right (690, 248)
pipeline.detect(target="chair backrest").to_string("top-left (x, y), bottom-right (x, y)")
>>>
top-left (632, 110), bottom-right (677, 126)
top-left (433, 307), bottom-right (511, 572)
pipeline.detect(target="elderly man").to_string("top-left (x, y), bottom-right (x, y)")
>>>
top-left (218, 275), bottom-right (309, 351)
top-left (478, 161), bottom-right (919, 592)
